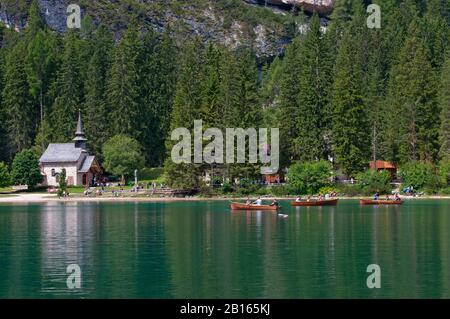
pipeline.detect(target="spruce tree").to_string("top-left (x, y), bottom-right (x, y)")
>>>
top-left (331, 7), bottom-right (369, 177)
top-left (50, 30), bottom-right (83, 141)
top-left (278, 38), bottom-right (302, 167)
top-left (439, 53), bottom-right (450, 160)
top-left (2, 43), bottom-right (34, 156)
top-left (0, 25), bottom-right (8, 163)
top-left (164, 38), bottom-right (205, 189)
top-left (83, 25), bottom-right (113, 157)
top-left (26, 29), bottom-right (60, 126)
top-left (384, 21), bottom-right (440, 164)
top-left (420, 0), bottom-right (449, 68)
top-left (295, 13), bottom-right (333, 162)
top-left (200, 43), bottom-right (222, 128)
top-left (139, 31), bottom-right (177, 166)
top-left (26, 0), bottom-right (45, 37)
top-left (106, 25), bottom-right (141, 139)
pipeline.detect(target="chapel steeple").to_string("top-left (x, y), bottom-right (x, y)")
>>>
top-left (73, 110), bottom-right (87, 149)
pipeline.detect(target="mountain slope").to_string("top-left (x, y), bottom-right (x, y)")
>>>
top-left (0, 0), bottom-right (334, 58)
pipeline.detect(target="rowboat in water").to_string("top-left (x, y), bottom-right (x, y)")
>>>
top-left (290, 199), bottom-right (339, 207)
top-left (360, 199), bottom-right (404, 205)
top-left (230, 202), bottom-right (280, 211)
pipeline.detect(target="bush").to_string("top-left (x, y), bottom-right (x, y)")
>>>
top-left (235, 184), bottom-right (260, 196)
top-left (318, 186), bottom-right (338, 195)
top-left (102, 135), bottom-right (145, 183)
top-left (0, 162), bottom-right (11, 188)
top-left (11, 149), bottom-right (42, 189)
top-left (221, 181), bottom-right (233, 194)
top-left (335, 184), bottom-right (362, 197)
top-left (270, 185), bottom-right (296, 197)
top-left (57, 169), bottom-right (67, 197)
top-left (356, 170), bottom-right (392, 195)
top-left (399, 161), bottom-right (440, 192)
top-left (439, 160), bottom-right (450, 188)
top-left (287, 160), bottom-right (333, 195)
top-left (139, 167), bottom-right (164, 181)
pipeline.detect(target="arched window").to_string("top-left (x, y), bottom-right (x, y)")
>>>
top-left (51, 169), bottom-right (56, 176)
top-left (55, 173), bottom-right (60, 183)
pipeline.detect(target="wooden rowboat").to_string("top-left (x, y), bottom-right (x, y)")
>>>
top-left (290, 199), bottom-right (339, 207)
top-left (360, 199), bottom-right (404, 205)
top-left (230, 202), bottom-right (280, 211)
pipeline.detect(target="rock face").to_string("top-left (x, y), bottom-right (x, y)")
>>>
top-left (246, 0), bottom-right (335, 14)
top-left (0, 0), bottom-right (334, 59)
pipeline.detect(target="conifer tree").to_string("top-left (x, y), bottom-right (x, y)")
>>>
top-left (2, 43), bottom-right (34, 155)
top-left (278, 38), bottom-right (302, 167)
top-left (83, 25), bottom-right (113, 157)
top-left (50, 30), bottom-right (83, 141)
top-left (384, 22), bottom-right (440, 163)
top-left (200, 43), bottom-right (222, 128)
top-left (106, 25), bottom-right (141, 139)
top-left (331, 6), bottom-right (369, 177)
top-left (139, 31), bottom-right (177, 166)
top-left (439, 53), bottom-right (450, 160)
top-left (26, 0), bottom-right (45, 37)
top-left (26, 29), bottom-right (60, 126)
top-left (165, 38), bottom-right (205, 189)
top-left (295, 13), bottom-right (333, 162)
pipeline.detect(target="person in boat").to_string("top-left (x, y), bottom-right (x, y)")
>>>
top-left (253, 197), bottom-right (263, 206)
top-left (270, 199), bottom-right (279, 207)
top-left (245, 197), bottom-right (252, 205)
top-left (373, 193), bottom-right (380, 200)
top-left (386, 195), bottom-right (390, 201)
top-left (395, 193), bottom-right (401, 201)
top-left (296, 196), bottom-right (302, 202)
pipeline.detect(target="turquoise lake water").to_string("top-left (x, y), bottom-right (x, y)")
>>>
top-left (0, 199), bottom-right (449, 298)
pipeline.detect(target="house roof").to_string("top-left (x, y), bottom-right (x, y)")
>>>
top-left (40, 143), bottom-right (84, 163)
top-left (78, 156), bottom-right (96, 173)
top-left (370, 160), bottom-right (397, 170)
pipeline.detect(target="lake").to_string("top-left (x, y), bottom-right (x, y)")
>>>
top-left (0, 200), bottom-right (449, 299)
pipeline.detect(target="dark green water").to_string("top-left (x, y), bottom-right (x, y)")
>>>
top-left (0, 200), bottom-right (449, 299)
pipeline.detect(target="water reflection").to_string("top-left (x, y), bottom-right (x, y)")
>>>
top-left (0, 200), bottom-right (449, 298)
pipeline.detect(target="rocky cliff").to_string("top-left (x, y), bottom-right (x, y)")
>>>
top-left (0, 0), bottom-right (335, 59)
top-left (245, 0), bottom-right (335, 15)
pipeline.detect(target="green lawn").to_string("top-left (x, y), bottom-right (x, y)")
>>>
top-left (0, 187), bottom-right (13, 193)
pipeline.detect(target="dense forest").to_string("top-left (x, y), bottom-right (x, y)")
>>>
top-left (0, 0), bottom-right (449, 190)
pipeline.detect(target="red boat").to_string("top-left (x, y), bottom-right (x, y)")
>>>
top-left (290, 199), bottom-right (339, 207)
top-left (360, 199), bottom-right (404, 205)
top-left (230, 202), bottom-right (280, 211)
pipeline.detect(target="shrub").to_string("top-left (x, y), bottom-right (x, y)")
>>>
top-left (102, 135), bottom-right (145, 183)
top-left (270, 185), bottom-right (296, 197)
top-left (318, 186), bottom-right (338, 195)
top-left (439, 160), bottom-right (450, 188)
top-left (11, 149), bottom-right (42, 189)
top-left (335, 184), bottom-right (362, 197)
top-left (356, 170), bottom-right (392, 195)
top-left (139, 167), bottom-right (164, 181)
top-left (221, 181), bottom-right (233, 194)
top-left (57, 169), bottom-right (67, 197)
top-left (0, 162), bottom-right (11, 188)
top-left (399, 161), bottom-right (440, 192)
top-left (287, 160), bottom-right (333, 195)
